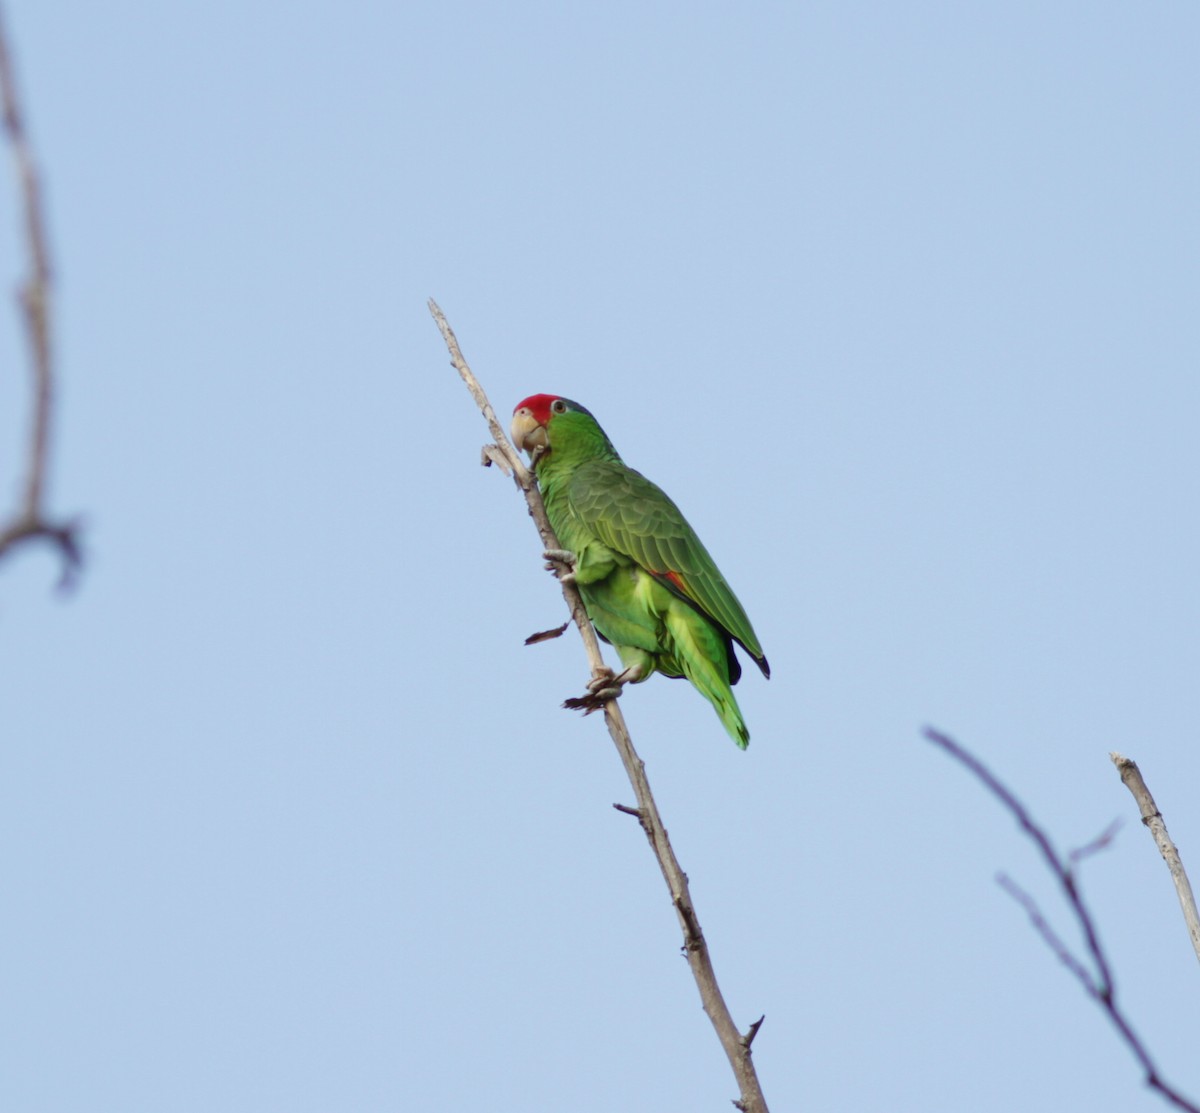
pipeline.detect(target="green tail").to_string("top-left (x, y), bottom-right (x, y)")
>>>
top-left (704, 680), bottom-right (750, 749)
top-left (664, 600), bottom-right (751, 749)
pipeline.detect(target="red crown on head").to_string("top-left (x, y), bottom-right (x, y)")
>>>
top-left (513, 394), bottom-right (562, 425)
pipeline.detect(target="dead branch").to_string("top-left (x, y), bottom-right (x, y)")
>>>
top-left (524, 621), bottom-right (569, 646)
top-left (431, 299), bottom-right (770, 1113)
top-left (0, 8), bottom-right (81, 589)
top-left (925, 727), bottom-right (1198, 1113)
top-left (1110, 752), bottom-right (1200, 968)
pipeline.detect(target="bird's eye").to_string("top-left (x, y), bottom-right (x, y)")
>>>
top-left (550, 399), bottom-right (567, 414)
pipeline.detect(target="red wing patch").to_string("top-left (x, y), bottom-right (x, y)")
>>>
top-left (662, 570), bottom-right (688, 594)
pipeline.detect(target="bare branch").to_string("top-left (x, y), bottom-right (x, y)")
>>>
top-left (925, 727), bottom-right (1198, 1113)
top-left (922, 727), bottom-right (1114, 991)
top-left (432, 299), bottom-right (770, 1113)
top-left (996, 873), bottom-right (1100, 997)
top-left (1111, 752), bottom-right (1200, 968)
top-left (0, 7), bottom-right (81, 588)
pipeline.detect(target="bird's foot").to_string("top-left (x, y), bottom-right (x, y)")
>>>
top-left (562, 665), bottom-right (641, 715)
top-left (543, 548), bottom-right (577, 584)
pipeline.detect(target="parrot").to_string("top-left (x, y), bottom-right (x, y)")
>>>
top-left (510, 393), bottom-right (769, 748)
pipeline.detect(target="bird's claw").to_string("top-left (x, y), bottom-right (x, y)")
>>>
top-left (589, 687), bottom-right (623, 701)
top-left (543, 548), bottom-right (577, 584)
top-left (562, 689), bottom-right (620, 714)
top-left (563, 668), bottom-right (625, 714)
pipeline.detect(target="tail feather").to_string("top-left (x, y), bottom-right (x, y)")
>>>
top-left (711, 686), bottom-right (751, 749)
top-left (665, 602), bottom-right (752, 749)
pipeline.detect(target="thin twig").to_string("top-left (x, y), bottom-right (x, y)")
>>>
top-left (995, 873), bottom-right (1100, 995)
top-left (0, 7), bottom-right (81, 589)
top-left (524, 622), bottom-right (569, 646)
top-left (742, 1015), bottom-right (766, 1049)
top-left (925, 727), bottom-right (1198, 1113)
top-left (1069, 818), bottom-right (1123, 866)
top-left (922, 727), bottom-right (1114, 991)
top-left (432, 299), bottom-right (769, 1113)
top-left (1111, 752), bottom-right (1200, 968)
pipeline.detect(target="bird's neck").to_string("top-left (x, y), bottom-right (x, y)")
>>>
top-left (540, 426), bottom-right (620, 474)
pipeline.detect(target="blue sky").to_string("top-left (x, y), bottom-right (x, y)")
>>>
top-left (3, 3), bottom-right (1198, 1110)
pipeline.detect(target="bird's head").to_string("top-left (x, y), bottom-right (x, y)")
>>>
top-left (511, 394), bottom-right (594, 455)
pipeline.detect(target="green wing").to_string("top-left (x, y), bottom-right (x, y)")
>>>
top-left (568, 458), bottom-right (769, 676)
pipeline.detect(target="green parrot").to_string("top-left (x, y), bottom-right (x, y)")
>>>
top-left (510, 393), bottom-right (769, 748)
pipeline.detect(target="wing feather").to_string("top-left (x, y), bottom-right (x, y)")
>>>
top-left (568, 459), bottom-right (768, 674)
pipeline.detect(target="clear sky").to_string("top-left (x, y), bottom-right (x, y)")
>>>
top-left (3, 3), bottom-right (1198, 1111)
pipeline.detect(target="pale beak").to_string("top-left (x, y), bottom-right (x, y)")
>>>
top-left (511, 408), bottom-right (548, 454)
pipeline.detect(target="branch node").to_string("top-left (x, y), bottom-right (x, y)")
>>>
top-left (481, 443), bottom-right (513, 475)
top-left (741, 1015), bottom-right (765, 1049)
top-left (0, 514), bottom-right (83, 590)
top-left (673, 895), bottom-right (704, 950)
